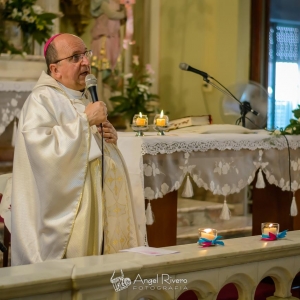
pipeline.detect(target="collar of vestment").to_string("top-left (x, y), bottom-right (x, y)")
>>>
top-left (57, 81), bottom-right (85, 100)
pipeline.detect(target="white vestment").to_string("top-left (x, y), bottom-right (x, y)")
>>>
top-left (11, 71), bottom-right (141, 266)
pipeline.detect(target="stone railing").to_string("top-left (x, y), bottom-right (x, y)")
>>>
top-left (1, 231), bottom-right (300, 299)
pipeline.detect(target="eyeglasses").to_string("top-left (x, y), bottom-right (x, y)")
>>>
top-left (54, 50), bottom-right (93, 64)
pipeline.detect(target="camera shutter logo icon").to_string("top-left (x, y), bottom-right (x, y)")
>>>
top-left (110, 270), bottom-right (132, 292)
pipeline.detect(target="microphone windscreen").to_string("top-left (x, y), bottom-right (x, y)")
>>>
top-left (179, 63), bottom-right (189, 71)
top-left (85, 74), bottom-right (97, 88)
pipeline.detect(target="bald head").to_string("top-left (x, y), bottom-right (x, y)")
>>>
top-left (46, 34), bottom-right (90, 90)
top-left (45, 34), bottom-right (85, 75)
top-left (52, 34), bottom-right (85, 58)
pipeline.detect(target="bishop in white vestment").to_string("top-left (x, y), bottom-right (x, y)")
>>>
top-left (11, 34), bottom-right (140, 266)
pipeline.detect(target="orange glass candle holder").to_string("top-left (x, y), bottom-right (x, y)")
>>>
top-left (153, 110), bottom-right (169, 135)
top-left (131, 113), bottom-right (149, 136)
top-left (133, 113), bottom-right (148, 127)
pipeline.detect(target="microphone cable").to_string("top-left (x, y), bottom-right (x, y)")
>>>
top-left (100, 123), bottom-right (104, 189)
top-left (280, 134), bottom-right (294, 216)
top-left (180, 62), bottom-right (297, 216)
top-left (84, 74), bottom-right (105, 189)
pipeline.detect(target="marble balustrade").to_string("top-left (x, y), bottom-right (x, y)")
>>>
top-left (1, 231), bottom-right (300, 300)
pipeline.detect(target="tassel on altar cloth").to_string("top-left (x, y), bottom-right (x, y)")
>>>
top-left (11, 118), bottom-right (17, 147)
top-left (181, 174), bottom-right (194, 198)
top-left (220, 198), bottom-right (231, 220)
top-left (146, 200), bottom-right (154, 225)
top-left (256, 168), bottom-right (265, 189)
top-left (291, 192), bottom-right (298, 217)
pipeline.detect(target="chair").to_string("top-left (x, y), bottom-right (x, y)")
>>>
top-left (0, 173), bottom-right (12, 267)
top-left (0, 193), bottom-right (10, 267)
top-left (3, 223), bottom-right (10, 267)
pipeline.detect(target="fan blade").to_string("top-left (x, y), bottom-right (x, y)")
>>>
top-left (220, 81), bottom-right (268, 128)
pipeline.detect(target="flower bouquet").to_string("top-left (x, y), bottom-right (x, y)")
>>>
top-left (1, 0), bottom-right (59, 54)
top-left (108, 55), bottom-right (160, 123)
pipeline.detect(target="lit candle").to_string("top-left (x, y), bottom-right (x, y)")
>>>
top-left (136, 112), bottom-right (146, 126)
top-left (263, 223), bottom-right (278, 235)
top-left (199, 228), bottom-right (216, 240)
top-left (156, 110), bottom-right (166, 126)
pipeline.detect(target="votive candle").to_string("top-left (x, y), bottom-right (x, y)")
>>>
top-left (199, 228), bottom-right (217, 240)
top-left (154, 110), bottom-right (168, 127)
top-left (135, 112), bottom-right (147, 126)
top-left (261, 223), bottom-right (279, 235)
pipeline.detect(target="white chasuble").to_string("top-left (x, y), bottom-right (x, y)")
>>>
top-left (11, 72), bottom-right (139, 265)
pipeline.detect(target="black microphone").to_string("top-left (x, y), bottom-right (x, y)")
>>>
top-left (179, 62), bottom-right (260, 127)
top-left (179, 63), bottom-right (210, 80)
top-left (85, 74), bottom-right (98, 103)
top-left (85, 73), bottom-right (105, 188)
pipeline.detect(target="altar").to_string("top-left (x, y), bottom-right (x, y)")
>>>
top-left (0, 54), bottom-right (46, 167)
top-left (118, 130), bottom-right (300, 246)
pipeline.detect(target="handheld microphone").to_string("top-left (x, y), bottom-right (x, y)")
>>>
top-left (85, 74), bottom-right (98, 102)
top-left (85, 73), bottom-right (105, 188)
top-left (179, 63), bottom-right (210, 80)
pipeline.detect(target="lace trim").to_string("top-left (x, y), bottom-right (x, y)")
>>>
top-left (141, 136), bottom-right (300, 155)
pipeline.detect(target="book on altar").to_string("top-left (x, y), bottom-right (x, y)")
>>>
top-left (168, 115), bottom-right (212, 131)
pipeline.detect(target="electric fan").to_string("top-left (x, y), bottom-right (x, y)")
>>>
top-left (220, 81), bottom-right (268, 129)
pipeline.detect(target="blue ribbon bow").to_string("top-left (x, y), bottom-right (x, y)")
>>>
top-left (198, 235), bottom-right (224, 246)
top-left (261, 229), bottom-right (288, 239)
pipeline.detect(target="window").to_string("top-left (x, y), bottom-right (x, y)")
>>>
top-left (268, 24), bottom-right (300, 129)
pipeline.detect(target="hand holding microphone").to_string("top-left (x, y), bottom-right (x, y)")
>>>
top-left (84, 74), bottom-right (107, 126)
top-left (85, 102), bottom-right (107, 126)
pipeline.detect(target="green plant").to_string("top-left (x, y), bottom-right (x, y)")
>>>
top-left (272, 105), bottom-right (300, 135)
top-left (1, 0), bottom-right (58, 54)
top-left (108, 55), bottom-right (160, 122)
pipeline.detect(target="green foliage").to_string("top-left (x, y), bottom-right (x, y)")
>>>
top-left (272, 105), bottom-right (300, 135)
top-left (107, 56), bottom-right (160, 122)
top-left (1, 0), bottom-right (59, 54)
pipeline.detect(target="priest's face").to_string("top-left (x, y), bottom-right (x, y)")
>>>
top-left (51, 34), bottom-right (91, 90)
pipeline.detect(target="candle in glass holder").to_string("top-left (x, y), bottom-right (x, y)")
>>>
top-left (156, 110), bottom-right (166, 126)
top-left (135, 112), bottom-right (147, 126)
top-left (261, 223), bottom-right (279, 235)
top-left (198, 228), bottom-right (217, 240)
top-left (154, 110), bottom-right (169, 127)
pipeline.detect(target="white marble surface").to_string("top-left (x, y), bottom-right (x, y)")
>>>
top-left (1, 231), bottom-right (300, 299)
top-left (0, 260), bottom-right (74, 299)
top-left (0, 55), bottom-right (45, 81)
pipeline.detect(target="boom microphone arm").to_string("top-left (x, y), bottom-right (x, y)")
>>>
top-left (179, 63), bottom-right (259, 128)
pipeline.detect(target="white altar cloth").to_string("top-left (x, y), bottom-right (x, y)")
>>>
top-left (0, 80), bottom-right (36, 136)
top-left (118, 131), bottom-right (300, 201)
top-left (117, 130), bottom-right (300, 243)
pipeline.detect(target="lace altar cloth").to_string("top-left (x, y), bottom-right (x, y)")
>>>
top-left (0, 81), bottom-right (35, 136)
top-left (118, 131), bottom-right (300, 200)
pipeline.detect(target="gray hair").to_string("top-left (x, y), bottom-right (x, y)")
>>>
top-left (45, 42), bottom-right (59, 75)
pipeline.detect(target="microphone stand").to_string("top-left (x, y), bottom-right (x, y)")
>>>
top-left (202, 76), bottom-right (259, 128)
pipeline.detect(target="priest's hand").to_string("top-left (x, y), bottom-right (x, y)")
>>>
top-left (98, 121), bottom-right (118, 145)
top-left (85, 102), bottom-right (107, 126)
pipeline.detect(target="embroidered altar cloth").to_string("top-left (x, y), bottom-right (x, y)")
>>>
top-left (118, 131), bottom-right (300, 201)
